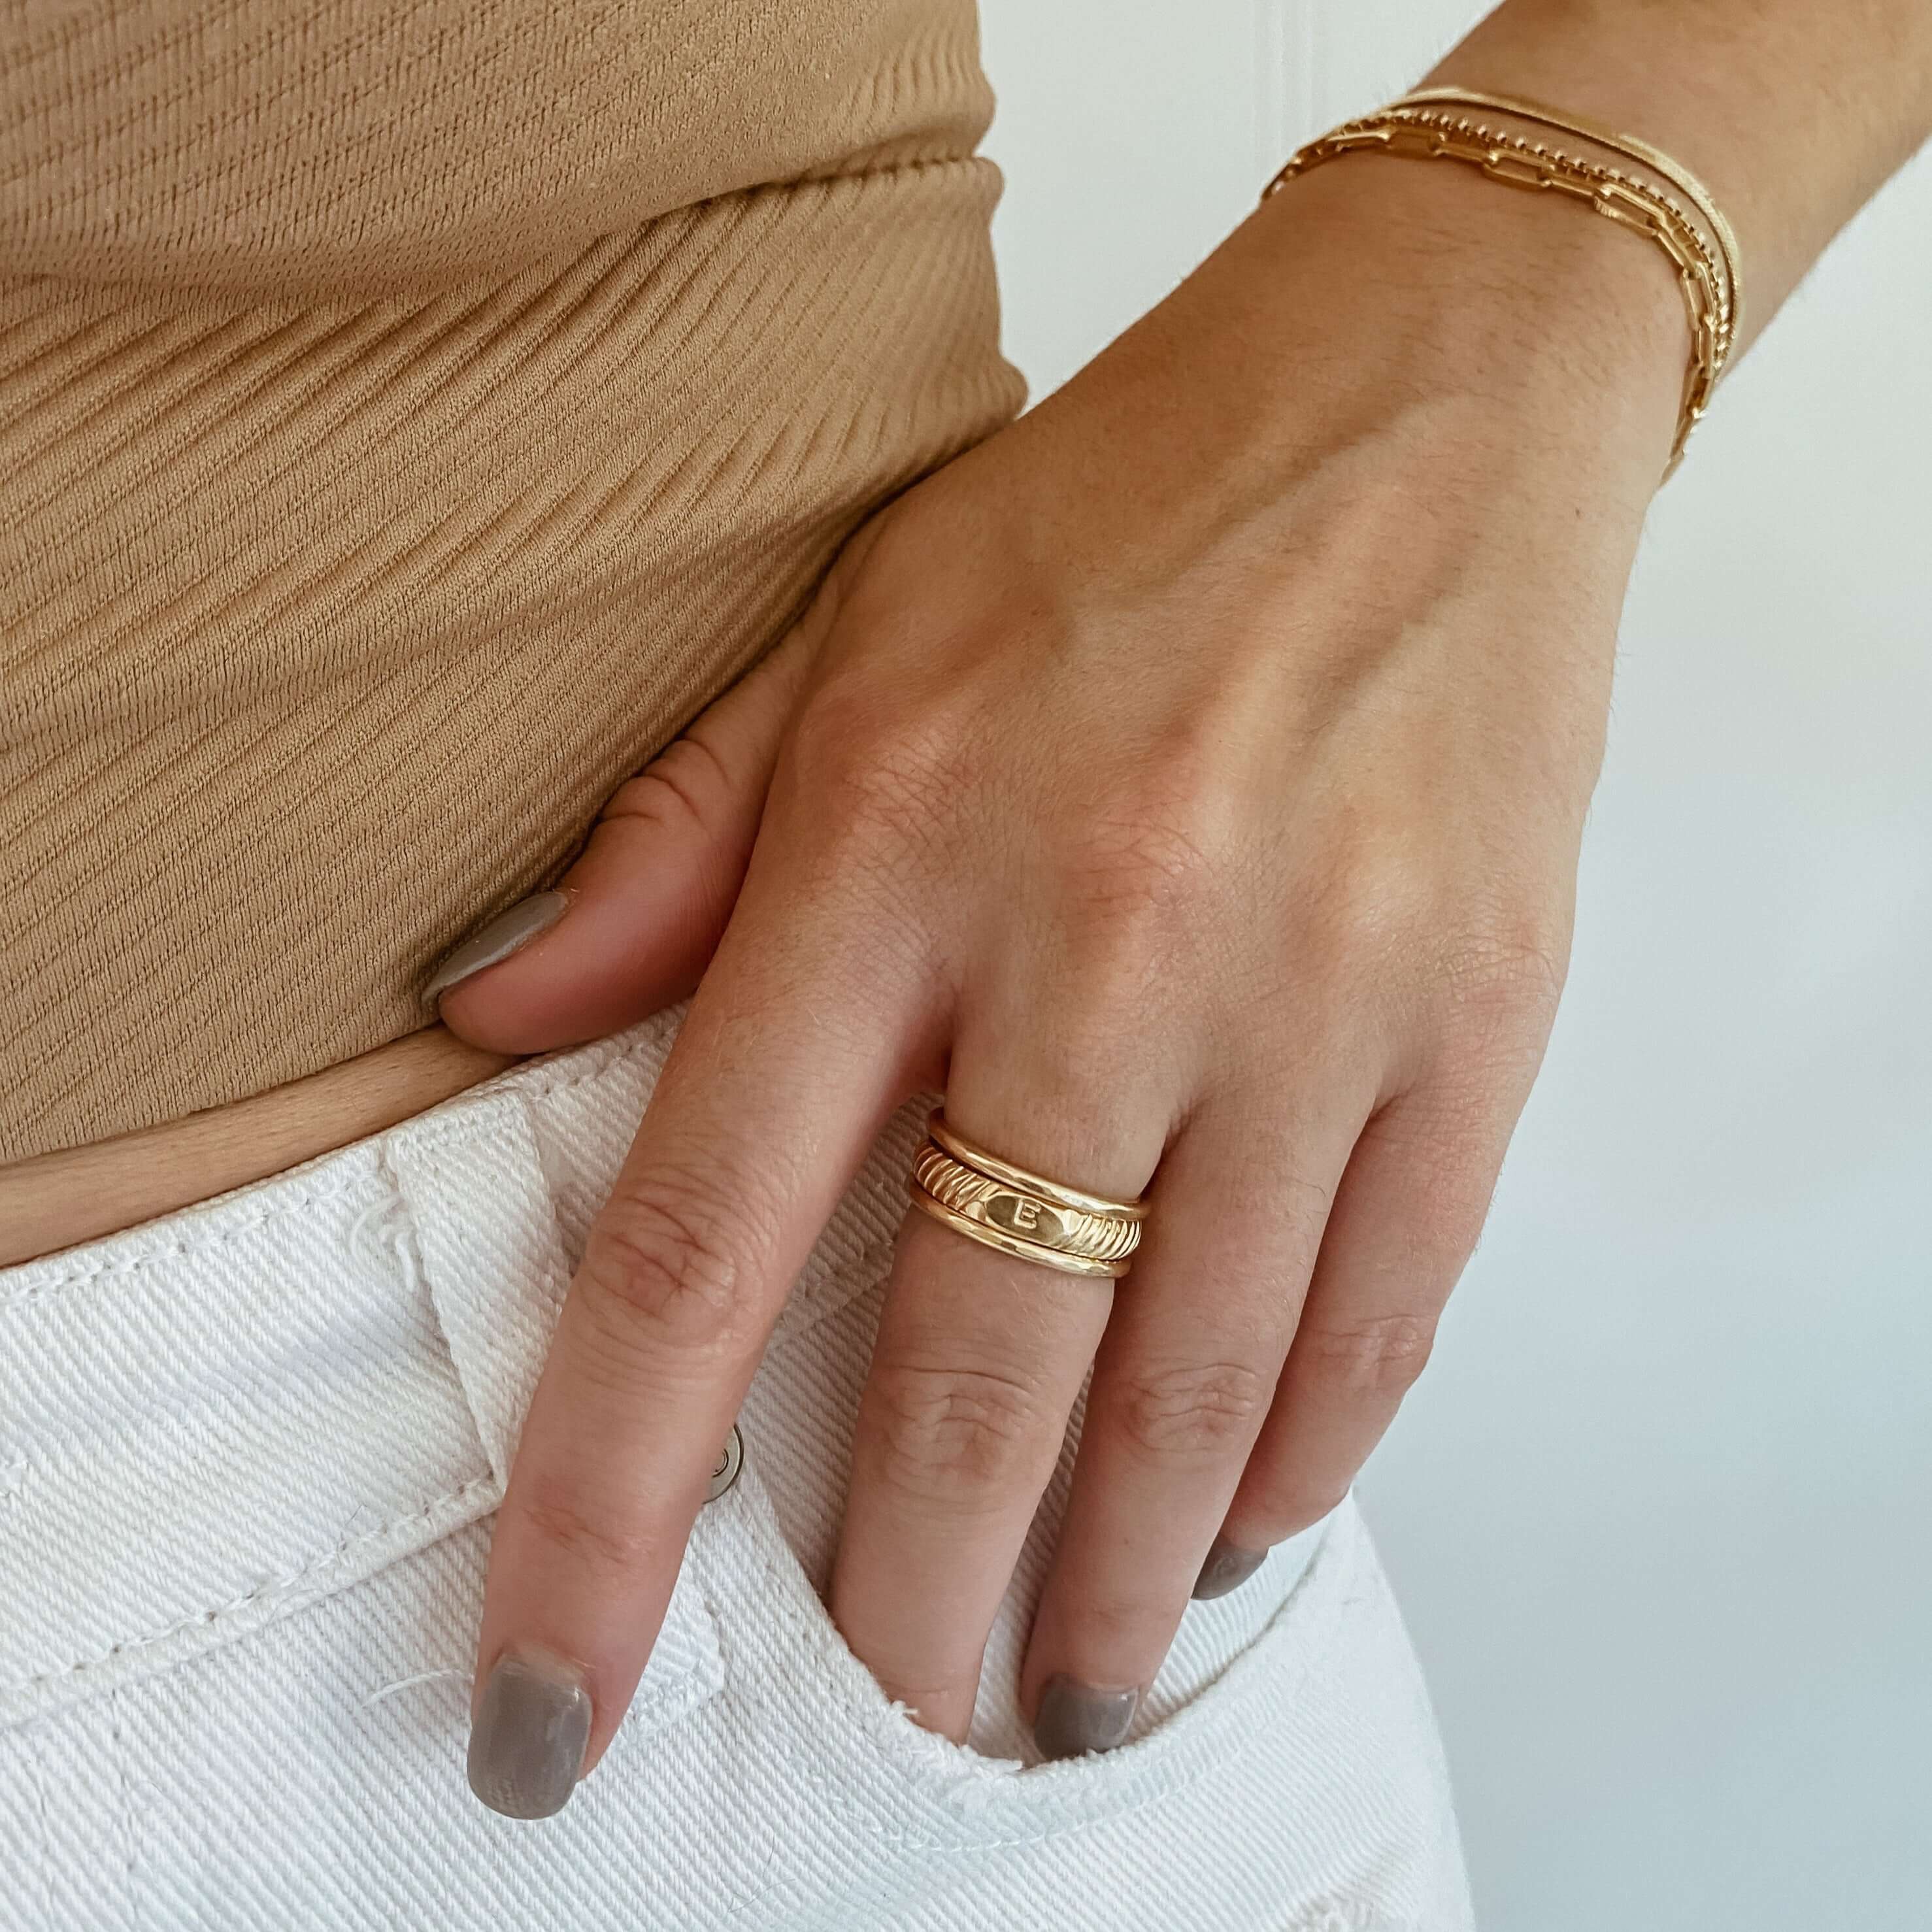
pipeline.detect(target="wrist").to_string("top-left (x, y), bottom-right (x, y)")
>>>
top-left (1244, 152), bottom-right (1688, 488)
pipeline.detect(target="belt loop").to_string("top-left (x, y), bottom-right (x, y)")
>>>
top-left (383, 1088), bottom-right (575, 1491)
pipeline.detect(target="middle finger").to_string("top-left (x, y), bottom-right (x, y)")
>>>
top-left (829, 1052), bottom-right (1169, 1742)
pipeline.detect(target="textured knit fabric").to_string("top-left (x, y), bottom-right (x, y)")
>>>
top-left (0, 1003), bottom-right (1473, 1931)
top-left (0, 0), bottom-right (1025, 1162)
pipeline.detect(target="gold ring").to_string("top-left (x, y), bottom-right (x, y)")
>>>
top-left (912, 1144), bottom-right (1142, 1267)
top-left (905, 1111), bottom-right (1148, 1280)
top-left (927, 1112), bottom-right (1150, 1220)
top-left (908, 1189), bottom-right (1131, 1278)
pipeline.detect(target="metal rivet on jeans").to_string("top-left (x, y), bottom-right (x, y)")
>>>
top-left (705, 1424), bottom-right (743, 1503)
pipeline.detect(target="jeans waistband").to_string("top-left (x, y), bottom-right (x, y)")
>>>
top-left (0, 1017), bottom-right (671, 1731)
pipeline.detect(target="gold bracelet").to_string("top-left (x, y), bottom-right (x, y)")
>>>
top-left (1265, 99), bottom-right (1741, 479)
top-left (1392, 86), bottom-right (1742, 341)
top-left (1380, 103), bottom-right (1739, 369)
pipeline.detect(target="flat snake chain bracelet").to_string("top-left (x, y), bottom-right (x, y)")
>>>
top-left (1265, 91), bottom-right (1742, 478)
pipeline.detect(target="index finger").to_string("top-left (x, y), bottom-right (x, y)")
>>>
top-left (465, 863), bottom-right (920, 1818)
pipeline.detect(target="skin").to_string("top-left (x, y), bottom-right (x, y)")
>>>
top-left (12, 0), bottom-right (1925, 1791)
top-left (429, 0), bottom-right (1932, 1790)
top-left (463, 162), bottom-right (1676, 1754)
top-left (444, 148), bottom-right (1691, 1769)
top-left (18, 5), bottom-right (1928, 1271)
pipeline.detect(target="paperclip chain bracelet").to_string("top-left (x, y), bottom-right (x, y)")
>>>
top-left (1264, 94), bottom-right (1742, 478)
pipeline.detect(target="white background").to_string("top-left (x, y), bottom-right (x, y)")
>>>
top-left (977, 5), bottom-right (1932, 1927)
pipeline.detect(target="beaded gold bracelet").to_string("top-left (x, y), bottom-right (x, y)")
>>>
top-left (1265, 92), bottom-right (1742, 479)
top-left (1394, 87), bottom-right (1743, 341)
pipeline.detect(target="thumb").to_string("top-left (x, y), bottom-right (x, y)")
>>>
top-left (426, 608), bottom-right (822, 1055)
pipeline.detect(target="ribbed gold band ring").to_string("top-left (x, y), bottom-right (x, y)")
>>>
top-left (906, 1111), bottom-right (1148, 1280)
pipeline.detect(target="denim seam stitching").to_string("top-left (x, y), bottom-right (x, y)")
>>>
top-left (5, 1468), bottom-right (501, 1694)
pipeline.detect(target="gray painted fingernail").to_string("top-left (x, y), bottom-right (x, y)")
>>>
top-left (1033, 1676), bottom-right (1140, 1759)
top-left (423, 891), bottom-right (569, 1006)
top-left (1193, 1537), bottom-right (1268, 1601)
top-left (467, 1650), bottom-right (593, 1819)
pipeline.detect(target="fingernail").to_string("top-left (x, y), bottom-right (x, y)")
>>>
top-left (467, 1650), bottom-right (593, 1819)
top-left (1192, 1537), bottom-right (1268, 1601)
top-left (1033, 1675), bottom-right (1140, 1759)
top-left (423, 891), bottom-right (569, 1006)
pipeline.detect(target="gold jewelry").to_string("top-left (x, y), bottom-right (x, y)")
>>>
top-left (927, 1113), bottom-right (1150, 1221)
top-left (912, 1142), bottom-right (1141, 1271)
top-left (908, 1188), bottom-right (1131, 1278)
top-left (907, 1111), bottom-right (1147, 1279)
top-left (1263, 99), bottom-right (1740, 478)
top-left (1390, 88), bottom-right (1742, 341)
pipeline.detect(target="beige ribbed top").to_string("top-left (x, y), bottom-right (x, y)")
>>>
top-left (0, 0), bottom-right (1023, 1164)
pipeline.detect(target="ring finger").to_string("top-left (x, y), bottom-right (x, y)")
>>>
top-left (1016, 1074), bottom-right (1375, 1755)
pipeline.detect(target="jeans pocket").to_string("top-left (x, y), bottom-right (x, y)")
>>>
top-left (0, 1141), bottom-right (493, 1734)
top-left (0, 1073), bottom-right (724, 1751)
top-left (690, 1443), bottom-right (1365, 1853)
top-left (679, 1464), bottom-right (1469, 1931)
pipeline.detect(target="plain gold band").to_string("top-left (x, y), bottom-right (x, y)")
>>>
top-left (925, 1111), bottom-right (1150, 1221)
top-left (908, 1184), bottom-right (1131, 1278)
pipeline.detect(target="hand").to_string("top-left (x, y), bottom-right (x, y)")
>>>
top-left (437, 156), bottom-right (1684, 1815)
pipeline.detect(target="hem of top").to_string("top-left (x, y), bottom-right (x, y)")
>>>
top-left (0, 147), bottom-right (1003, 321)
top-left (0, 1010), bottom-right (681, 1301)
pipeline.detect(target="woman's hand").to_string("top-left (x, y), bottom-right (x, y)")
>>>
top-left (436, 155), bottom-right (1684, 1814)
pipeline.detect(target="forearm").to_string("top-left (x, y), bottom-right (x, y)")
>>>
top-left (1003, 0), bottom-right (1930, 614)
top-left (1428, 0), bottom-right (1932, 354)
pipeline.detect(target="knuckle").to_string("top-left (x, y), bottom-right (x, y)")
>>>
top-left (1303, 841), bottom-right (1437, 974)
top-left (861, 1360), bottom-right (1054, 1511)
top-left (786, 688), bottom-right (962, 839)
top-left (1054, 796), bottom-right (1222, 937)
top-left (620, 727), bottom-right (737, 834)
top-left (1420, 923), bottom-right (1571, 1098)
top-left (515, 1476), bottom-right (657, 1583)
top-left (1299, 835), bottom-right (1567, 997)
top-left (578, 1167), bottom-right (769, 1360)
top-left (1429, 900), bottom-right (1576, 1027)
top-left (1108, 1358), bottom-right (1273, 1462)
top-left (1438, 917), bottom-right (1571, 1028)
top-left (1064, 1590), bottom-right (1162, 1657)
top-left (1295, 1310), bottom-right (1437, 1399)
top-left (779, 687), bottom-right (988, 908)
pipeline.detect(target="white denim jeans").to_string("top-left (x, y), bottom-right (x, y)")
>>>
top-left (1, 1007), bottom-right (1472, 1931)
